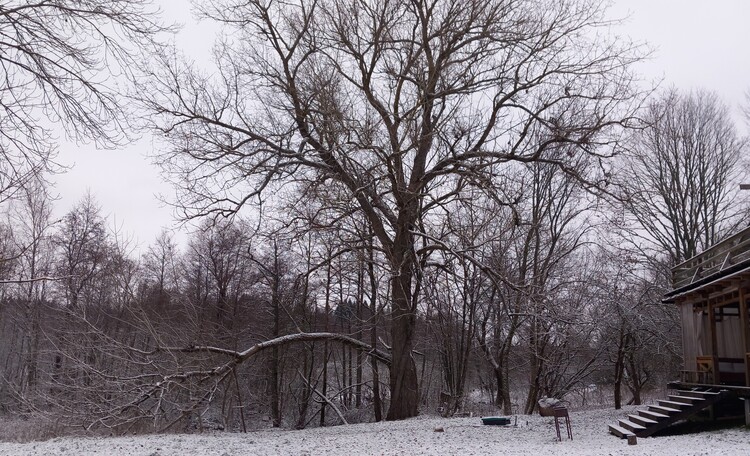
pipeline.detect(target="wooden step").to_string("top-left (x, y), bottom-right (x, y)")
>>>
top-left (628, 414), bottom-right (657, 427)
top-left (638, 409), bottom-right (669, 421)
top-left (678, 389), bottom-right (721, 399)
top-left (608, 423), bottom-right (635, 439)
top-left (648, 404), bottom-right (681, 414)
top-left (658, 400), bottom-right (690, 409)
top-left (618, 419), bottom-right (646, 433)
top-left (609, 388), bottom-right (734, 439)
top-left (668, 395), bottom-right (700, 404)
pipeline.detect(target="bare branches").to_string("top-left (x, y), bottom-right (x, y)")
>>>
top-left (144, 0), bottom-right (644, 230)
top-left (0, 275), bottom-right (72, 284)
top-left (0, 0), bottom-right (167, 198)
top-left (621, 88), bottom-right (748, 265)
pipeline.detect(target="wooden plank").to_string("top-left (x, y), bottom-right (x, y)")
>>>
top-left (638, 410), bottom-right (669, 420)
top-left (658, 400), bottom-right (690, 409)
top-left (709, 302), bottom-right (719, 384)
top-left (628, 414), bottom-right (657, 426)
top-left (608, 424), bottom-right (634, 439)
top-left (648, 404), bottom-right (681, 414)
top-left (668, 395), bottom-right (699, 404)
top-left (668, 381), bottom-right (750, 398)
top-left (739, 286), bottom-right (750, 387)
top-left (618, 419), bottom-right (645, 432)
top-left (677, 389), bottom-right (720, 399)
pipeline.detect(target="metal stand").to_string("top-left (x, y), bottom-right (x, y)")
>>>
top-left (552, 407), bottom-right (573, 441)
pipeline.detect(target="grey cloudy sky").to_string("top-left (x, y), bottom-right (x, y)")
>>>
top-left (49, 0), bottom-right (750, 251)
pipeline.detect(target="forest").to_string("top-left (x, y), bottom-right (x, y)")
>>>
top-left (0, 0), bottom-right (748, 438)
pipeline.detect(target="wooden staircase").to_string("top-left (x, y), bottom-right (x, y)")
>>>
top-left (608, 388), bottom-right (732, 438)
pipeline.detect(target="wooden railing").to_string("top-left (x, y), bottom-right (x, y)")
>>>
top-left (680, 356), bottom-right (748, 386)
top-left (672, 226), bottom-right (750, 289)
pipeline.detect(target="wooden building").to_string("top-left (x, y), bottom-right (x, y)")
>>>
top-left (664, 226), bottom-right (750, 391)
top-left (609, 226), bottom-right (750, 439)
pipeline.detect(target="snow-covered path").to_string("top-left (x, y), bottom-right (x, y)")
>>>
top-left (1, 407), bottom-right (747, 455)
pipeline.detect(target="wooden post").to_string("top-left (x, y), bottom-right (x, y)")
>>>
top-left (745, 399), bottom-right (750, 427)
top-left (740, 287), bottom-right (750, 387)
top-left (708, 302), bottom-right (719, 383)
top-left (627, 435), bottom-right (637, 445)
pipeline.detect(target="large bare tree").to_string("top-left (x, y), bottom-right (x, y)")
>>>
top-left (142, 0), bottom-right (642, 419)
top-left (622, 89), bottom-right (748, 265)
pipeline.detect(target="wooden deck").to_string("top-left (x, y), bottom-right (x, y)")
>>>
top-left (667, 381), bottom-right (750, 398)
top-left (671, 226), bottom-right (750, 292)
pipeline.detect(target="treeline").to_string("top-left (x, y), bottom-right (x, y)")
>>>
top-left (0, 159), bottom-right (683, 432)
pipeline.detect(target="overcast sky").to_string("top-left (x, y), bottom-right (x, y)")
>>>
top-left (49, 0), bottom-right (750, 252)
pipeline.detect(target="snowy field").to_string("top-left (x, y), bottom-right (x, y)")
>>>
top-left (0, 406), bottom-right (747, 456)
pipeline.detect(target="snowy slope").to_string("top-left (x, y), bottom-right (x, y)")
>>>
top-left (0, 406), bottom-right (747, 455)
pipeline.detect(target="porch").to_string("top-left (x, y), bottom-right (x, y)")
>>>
top-left (665, 226), bottom-right (750, 390)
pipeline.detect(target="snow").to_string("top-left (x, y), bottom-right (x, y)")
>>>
top-left (0, 406), bottom-right (747, 455)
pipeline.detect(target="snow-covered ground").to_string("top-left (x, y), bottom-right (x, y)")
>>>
top-left (0, 406), bottom-right (747, 455)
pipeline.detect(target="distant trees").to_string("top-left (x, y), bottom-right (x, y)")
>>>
top-left (141, 0), bottom-right (642, 420)
top-left (0, 9), bottom-right (166, 406)
top-left (623, 89), bottom-right (748, 266)
top-left (591, 248), bottom-right (679, 410)
top-left (2, 181), bottom-right (54, 398)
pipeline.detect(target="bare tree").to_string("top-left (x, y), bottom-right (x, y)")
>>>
top-left (9, 181), bottom-right (55, 397)
top-left (141, 230), bottom-right (180, 311)
top-left (622, 88), bottom-right (748, 265)
top-left (0, 180), bottom-right (55, 410)
top-left (142, 0), bottom-right (642, 419)
top-left (51, 194), bottom-right (111, 310)
top-left (591, 246), bottom-right (679, 409)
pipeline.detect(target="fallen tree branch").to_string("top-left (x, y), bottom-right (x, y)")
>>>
top-left (104, 332), bottom-right (390, 430)
top-left (158, 332), bottom-right (392, 364)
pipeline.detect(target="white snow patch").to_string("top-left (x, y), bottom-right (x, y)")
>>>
top-left (0, 407), bottom-right (747, 455)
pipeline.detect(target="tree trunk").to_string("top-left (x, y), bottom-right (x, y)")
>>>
top-left (386, 259), bottom-right (419, 420)
top-left (367, 234), bottom-right (382, 422)
top-left (320, 259), bottom-right (332, 426)
top-left (493, 366), bottom-right (504, 410)
top-left (356, 265), bottom-right (363, 408)
top-left (625, 338), bottom-right (643, 405)
top-left (270, 244), bottom-right (282, 427)
top-left (613, 331), bottom-right (626, 410)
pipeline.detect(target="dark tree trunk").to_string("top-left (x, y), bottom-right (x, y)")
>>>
top-left (371, 327), bottom-right (382, 421)
top-left (320, 258), bottom-right (332, 426)
top-left (524, 316), bottom-right (541, 415)
top-left (270, 243), bottom-right (282, 427)
top-left (355, 264), bottom-right (363, 408)
top-left (386, 258), bottom-right (419, 420)
top-left (613, 331), bottom-right (626, 410)
top-left (493, 366), bottom-right (504, 409)
top-left (367, 234), bottom-right (383, 422)
top-left (625, 336), bottom-right (643, 405)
